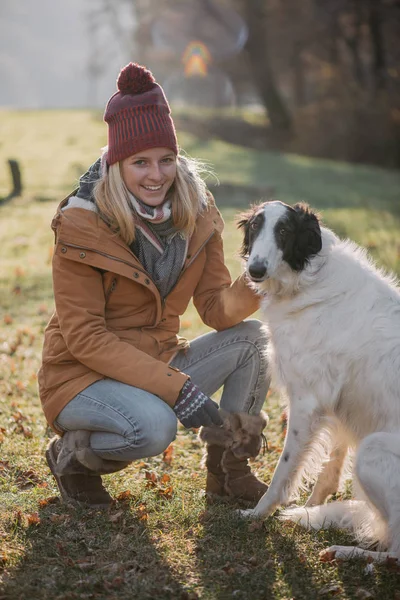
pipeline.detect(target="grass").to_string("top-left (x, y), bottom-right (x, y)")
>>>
top-left (1, 109), bottom-right (400, 599)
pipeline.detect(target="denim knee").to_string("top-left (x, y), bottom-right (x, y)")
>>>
top-left (238, 319), bottom-right (268, 345)
top-left (130, 407), bottom-right (178, 458)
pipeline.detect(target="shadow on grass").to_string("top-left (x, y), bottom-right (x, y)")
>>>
top-left (0, 500), bottom-right (189, 600)
top-left (193, 505), bottom-right (322, 600)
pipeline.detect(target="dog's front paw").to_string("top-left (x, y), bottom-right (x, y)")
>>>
top-left (237, 508), bottom-right (259, 519)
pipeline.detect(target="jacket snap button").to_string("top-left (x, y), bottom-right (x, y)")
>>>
top-left (187, 254), bottom-right (191, 259)
top-left (133, 272), bottom-right (139, 278)
top-left (79, 252), bottom-right (86, 258)
top-left (144, 278), bottom-right (150, 285)
top-left (167, 373), bottom-right (172, 377)
top-left (61, 247), bottom-right (67, 253)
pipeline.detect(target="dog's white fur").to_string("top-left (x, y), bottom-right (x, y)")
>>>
top-left (240, 201), bottom-right (400, 564)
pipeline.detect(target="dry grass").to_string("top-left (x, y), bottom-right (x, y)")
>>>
top-left (0, 109), bottom-right (400, 599)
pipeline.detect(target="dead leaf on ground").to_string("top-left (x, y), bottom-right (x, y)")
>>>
top-left (319, 548), bottom-right (337, 563)
top-left (49, 513), bottom-right (70, 524)
top-left (116, 489), bottom-right (132, 502)
top-left (39, 496), bottom-right (60, 508)
top-left (136, 503), bottom-right (149, 521)
top-left (144, 470), bottom-right (158, 487)
top-left (27, 513), bottom-right (41, 526)
top-left (162, 444), bottom-right (173, 465)
top-left (158, 485), bottom-right (174, 500)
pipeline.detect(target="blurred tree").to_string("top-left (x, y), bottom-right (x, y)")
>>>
top-left (85, 0), bottom-right (400, 167)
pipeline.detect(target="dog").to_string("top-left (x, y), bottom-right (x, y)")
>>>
top-left (237, 200), bottom-right (400, 564)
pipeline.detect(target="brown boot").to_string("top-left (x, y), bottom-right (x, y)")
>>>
top-left (46, 431), bottom-right (130, 508)
top-left (200, 410), bottom-right (269, 503)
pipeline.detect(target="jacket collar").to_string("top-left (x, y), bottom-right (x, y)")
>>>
top-left (52, 191), bottom-right (223, 269)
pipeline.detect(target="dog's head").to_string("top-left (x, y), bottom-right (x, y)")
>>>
top-left (237, 201), bottom-right (322, 283)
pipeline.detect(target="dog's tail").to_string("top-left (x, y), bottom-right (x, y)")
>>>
top-left (280, 500), bottom-right (387, 549)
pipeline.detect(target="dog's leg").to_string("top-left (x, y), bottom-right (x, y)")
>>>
top-left (319, 431), bottom-right (400, 562)
top-left (239, 399), bottom-right (318, 519)
top-left (305, 442), bottom-right (348, 507)
top-left (320, 545), bottom-right (398, 564)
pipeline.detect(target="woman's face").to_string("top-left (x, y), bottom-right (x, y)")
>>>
top-left (121, 147), bottom-right (177, 207)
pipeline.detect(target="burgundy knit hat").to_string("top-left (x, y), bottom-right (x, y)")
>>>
top-left (104, 63), bottom-right (178, 165)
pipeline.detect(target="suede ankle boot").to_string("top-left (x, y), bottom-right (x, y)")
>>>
top-left (200, 410), bottom-right (269, 503)
top-left (46, 431), bottom-right (130, 508)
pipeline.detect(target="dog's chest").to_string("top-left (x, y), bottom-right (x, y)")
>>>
top-left (263, 301), bottom-right (344, 401)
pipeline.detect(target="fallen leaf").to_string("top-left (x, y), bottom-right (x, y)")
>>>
top-left (160, 473), bottom-right (171, 484)
top-left (49, 514), bottom-right (69, 524)
top-left (158, 485), bottom-right (174, 500)
top-left (319, 548), bottom-right (337, 562)
top-left (116, 489), bottom-right (132, 502)
top-left (162, 444), bottom-right (174, 465)
top-left (27, 513), bottom-right (40, 526)
top-left (137, 503), bottom-right (148, 521)
top-left (144, 470), bottom-right (158, 487)
top-left (3, 315), bottom-right (13, 325)
top-left (39, 496), bottom-right (60, 508)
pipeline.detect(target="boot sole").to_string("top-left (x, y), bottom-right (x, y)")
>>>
top-left (46, 440), bottom-right (111, 509)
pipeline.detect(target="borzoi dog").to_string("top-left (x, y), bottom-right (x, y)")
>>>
top-left (237, 201), bottom-right (400, 564)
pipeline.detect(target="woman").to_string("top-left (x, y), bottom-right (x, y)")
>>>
top-left (39, 62), bottom-right (270, 508)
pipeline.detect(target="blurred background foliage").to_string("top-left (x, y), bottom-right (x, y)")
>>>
top-left (1, 0), bottom-right (400, 169)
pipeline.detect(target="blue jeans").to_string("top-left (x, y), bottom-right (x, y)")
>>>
top-left (55, 319), bottom-right (269, 462)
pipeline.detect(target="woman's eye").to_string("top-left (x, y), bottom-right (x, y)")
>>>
top-left (133, 160), bottom-right (146, 166)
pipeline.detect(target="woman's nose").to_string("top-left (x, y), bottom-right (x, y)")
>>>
top-left (148, 163), bottom-right (162, 181)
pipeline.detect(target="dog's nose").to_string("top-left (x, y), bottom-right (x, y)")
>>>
top-left (248, 260), bottom-right (267, 281)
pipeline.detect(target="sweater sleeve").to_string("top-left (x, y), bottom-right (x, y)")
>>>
top-left (193, 229), bottom-right (260, 331)
top-left (52, 253), bottom-right (188, 406)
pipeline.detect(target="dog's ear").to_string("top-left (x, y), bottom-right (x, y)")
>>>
top-left (236, 210), bottom-right (252, 258)
top-left (285, 203), bottom-right (322, 271)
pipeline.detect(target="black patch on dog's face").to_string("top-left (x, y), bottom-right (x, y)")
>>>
top-left (274, 203), bottom-right (322, 271)
top-left (237, 206), bottom-right (265, 259)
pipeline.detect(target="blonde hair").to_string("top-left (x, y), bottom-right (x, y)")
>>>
top-left (93, 154), bottom-right (212, 245)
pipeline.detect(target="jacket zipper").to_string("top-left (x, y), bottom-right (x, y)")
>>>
top-left (105, 277), bottom-right (117, 302)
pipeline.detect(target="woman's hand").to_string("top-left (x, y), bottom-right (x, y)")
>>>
top-left (173, 380), bottom-right (223, 429)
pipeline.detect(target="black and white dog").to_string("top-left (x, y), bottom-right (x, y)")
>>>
top-left (237, 201), bottom-right (400, 564)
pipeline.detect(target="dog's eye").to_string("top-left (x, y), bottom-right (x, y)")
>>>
top-left (279, 228), bottom-right (286, 236)
top-left (250, 221), bottom-right (258, 231)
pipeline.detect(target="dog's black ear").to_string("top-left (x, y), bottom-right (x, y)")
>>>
top-left (285, 203), bottom-right (322, 271)
top-left (236, 211), bottom-right (252, 258)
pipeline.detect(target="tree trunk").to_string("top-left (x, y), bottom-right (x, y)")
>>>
top-left (369, 0), bottom-right (386, 91)
top-left (240, 0), bottom-right (292, 131)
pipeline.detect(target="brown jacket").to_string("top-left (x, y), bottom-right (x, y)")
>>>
top-left (39, 194), bottom-right (260, 431)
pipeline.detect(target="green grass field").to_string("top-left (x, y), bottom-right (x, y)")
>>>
top-left (1, 110), bottom-right (400, 599)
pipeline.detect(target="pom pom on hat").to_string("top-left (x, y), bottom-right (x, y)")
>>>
top-left (117, 62), bottom-right (156, 95)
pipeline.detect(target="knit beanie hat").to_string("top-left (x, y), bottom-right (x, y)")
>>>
top-left (104, 63), bottom-right (178, 165)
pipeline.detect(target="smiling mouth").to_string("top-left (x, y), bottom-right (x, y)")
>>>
top-left (142, 184), bottom-right (163, 191)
